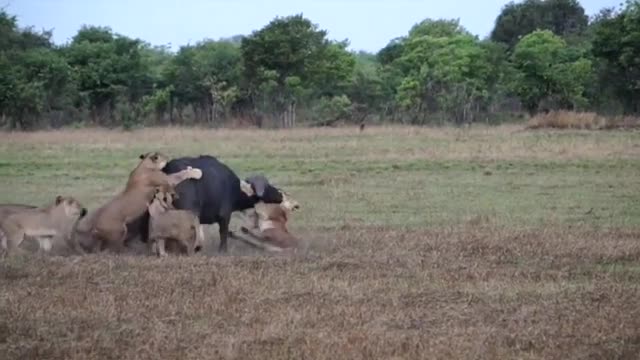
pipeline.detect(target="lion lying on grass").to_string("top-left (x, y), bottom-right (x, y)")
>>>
top-left (236, 180), bottom-right (301, 252)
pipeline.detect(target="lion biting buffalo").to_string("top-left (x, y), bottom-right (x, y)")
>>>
top-left (147, 187), bottom-right (205, 257)
top-left (0, 152), bottom-right (302, 258)
top-left (238, 175), bottom-right (301, 251)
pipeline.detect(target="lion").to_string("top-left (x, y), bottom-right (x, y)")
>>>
top-left (0, 204), bottom-right (36, 222)
top-left (237, 181), bottom-right (301, 251)
top-left (0, 196), bottom-right (87, 257)
top-left (89, 152), bottom-right (202, 254)
top-left (147, 188), bottom-right (204, 257)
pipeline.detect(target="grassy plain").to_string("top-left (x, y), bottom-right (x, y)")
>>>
top-left (1, 124), bottom-right (639, 359)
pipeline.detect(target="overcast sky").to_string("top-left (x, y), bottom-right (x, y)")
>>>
top-left (8, 0), bottom-right (619, 53)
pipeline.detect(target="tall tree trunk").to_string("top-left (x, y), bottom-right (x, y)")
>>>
top-left (282, 108), bottom-right (288, 128)
top-left (209, 101), bottom-right (214, 125)
top-left (291, 102), bottom-right (296, 128)
top-left (282, 99), bottom-right (292, 129)
top-left (169, 96), bottom-right (174, 125)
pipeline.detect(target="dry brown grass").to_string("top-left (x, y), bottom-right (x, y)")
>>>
top-left (1, 225), bottom-right (640, 359)
top-left (527, 111), bottom-right (640, 130)
top-left (1, 125), bottom-right (639, 359)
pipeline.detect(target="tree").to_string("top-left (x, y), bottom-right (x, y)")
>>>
top-left (138, 44), bottom-right (174, 122)
top-left (0, 10), bottom-right (76, 129)
top-left (241, 14), bottom-right (355, 127)
top-left (390, 18), bottom-right (492, 124)
top-left (510, 30), bottom-right (592, 114)
top-left (1, 4), bottom-right (637, 130)
top-left (409, 18), bottom-right (470, 38)
top-left (141, 43), bottom-right (173, 85)
top-left (480, 40), bottom-right (513, 115)
top-left (64, 26), bottom-right (151, 125)
top-left (591, 1), bottom-right (640, 114)
top-left (491, 0), bottom-right (588, 49)
top-left (377, 37), bottom-right (405, 66)
top-left (163, 39), bottom-right (242, 124)
top-left (347, 51), bottom-right (386, 122)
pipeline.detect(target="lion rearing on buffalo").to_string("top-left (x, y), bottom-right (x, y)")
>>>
top-left (89, 152), bottom-right (202, 254)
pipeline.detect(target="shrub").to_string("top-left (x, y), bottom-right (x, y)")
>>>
top-left (527, 111), bottom-right (640, 130)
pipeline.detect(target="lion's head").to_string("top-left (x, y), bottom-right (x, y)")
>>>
top-left (138, 152), bottom-right (169, 171)
top-left (53, 195), bottom-right (88, 219)
top-left (240, 175), bottom-right (300, 212)
top-left (151, 187), bottom-right (178, 210)
top-left (280, 191), bottom-right (300, 212)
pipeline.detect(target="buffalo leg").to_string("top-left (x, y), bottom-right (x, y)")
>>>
top-left (218, 216), bottom-right (230, 253)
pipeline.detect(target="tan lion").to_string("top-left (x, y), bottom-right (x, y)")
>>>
top-left (0, 204), bottom-right (37, 222)
top-left (237, 181), bottom-right (301, 252)
top-left (0, 196), bottom-right (88, 257)
top-left (89, 152), bottom-right (202, 254)
top-left (147, 188), bottom-right (204, 257)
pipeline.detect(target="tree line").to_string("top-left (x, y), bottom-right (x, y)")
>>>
top-left (1, 0), bottom-right (639, 130)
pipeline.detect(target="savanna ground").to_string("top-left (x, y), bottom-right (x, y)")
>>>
top-left (1, 124), bottom-right (640, 359)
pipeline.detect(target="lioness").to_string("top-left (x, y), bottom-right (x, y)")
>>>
top-left (0, 204), bottom-right (36, 222)
top-left (147, 188), bottom-right (204, 257)
top-left (0, 196), bottom-right (87, 257)
top-left (238, 181), bottom-right (301, 251)
top-left (90, 152), bottom-right (202, 254)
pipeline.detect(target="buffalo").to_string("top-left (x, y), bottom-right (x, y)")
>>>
top-left (158, 155), bottom-right (286, 252)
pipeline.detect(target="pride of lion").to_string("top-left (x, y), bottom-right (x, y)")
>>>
top-left (0, 152), bottom-right (301, 258)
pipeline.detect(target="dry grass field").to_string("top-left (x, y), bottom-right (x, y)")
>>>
top-left (1, 124), bottom-right (640, 359)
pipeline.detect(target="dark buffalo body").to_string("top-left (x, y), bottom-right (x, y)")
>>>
top-left (160, 155), bottom-right (284, 252)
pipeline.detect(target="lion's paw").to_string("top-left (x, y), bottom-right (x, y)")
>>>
top-left (188, 167), bottom-right (203, 180)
